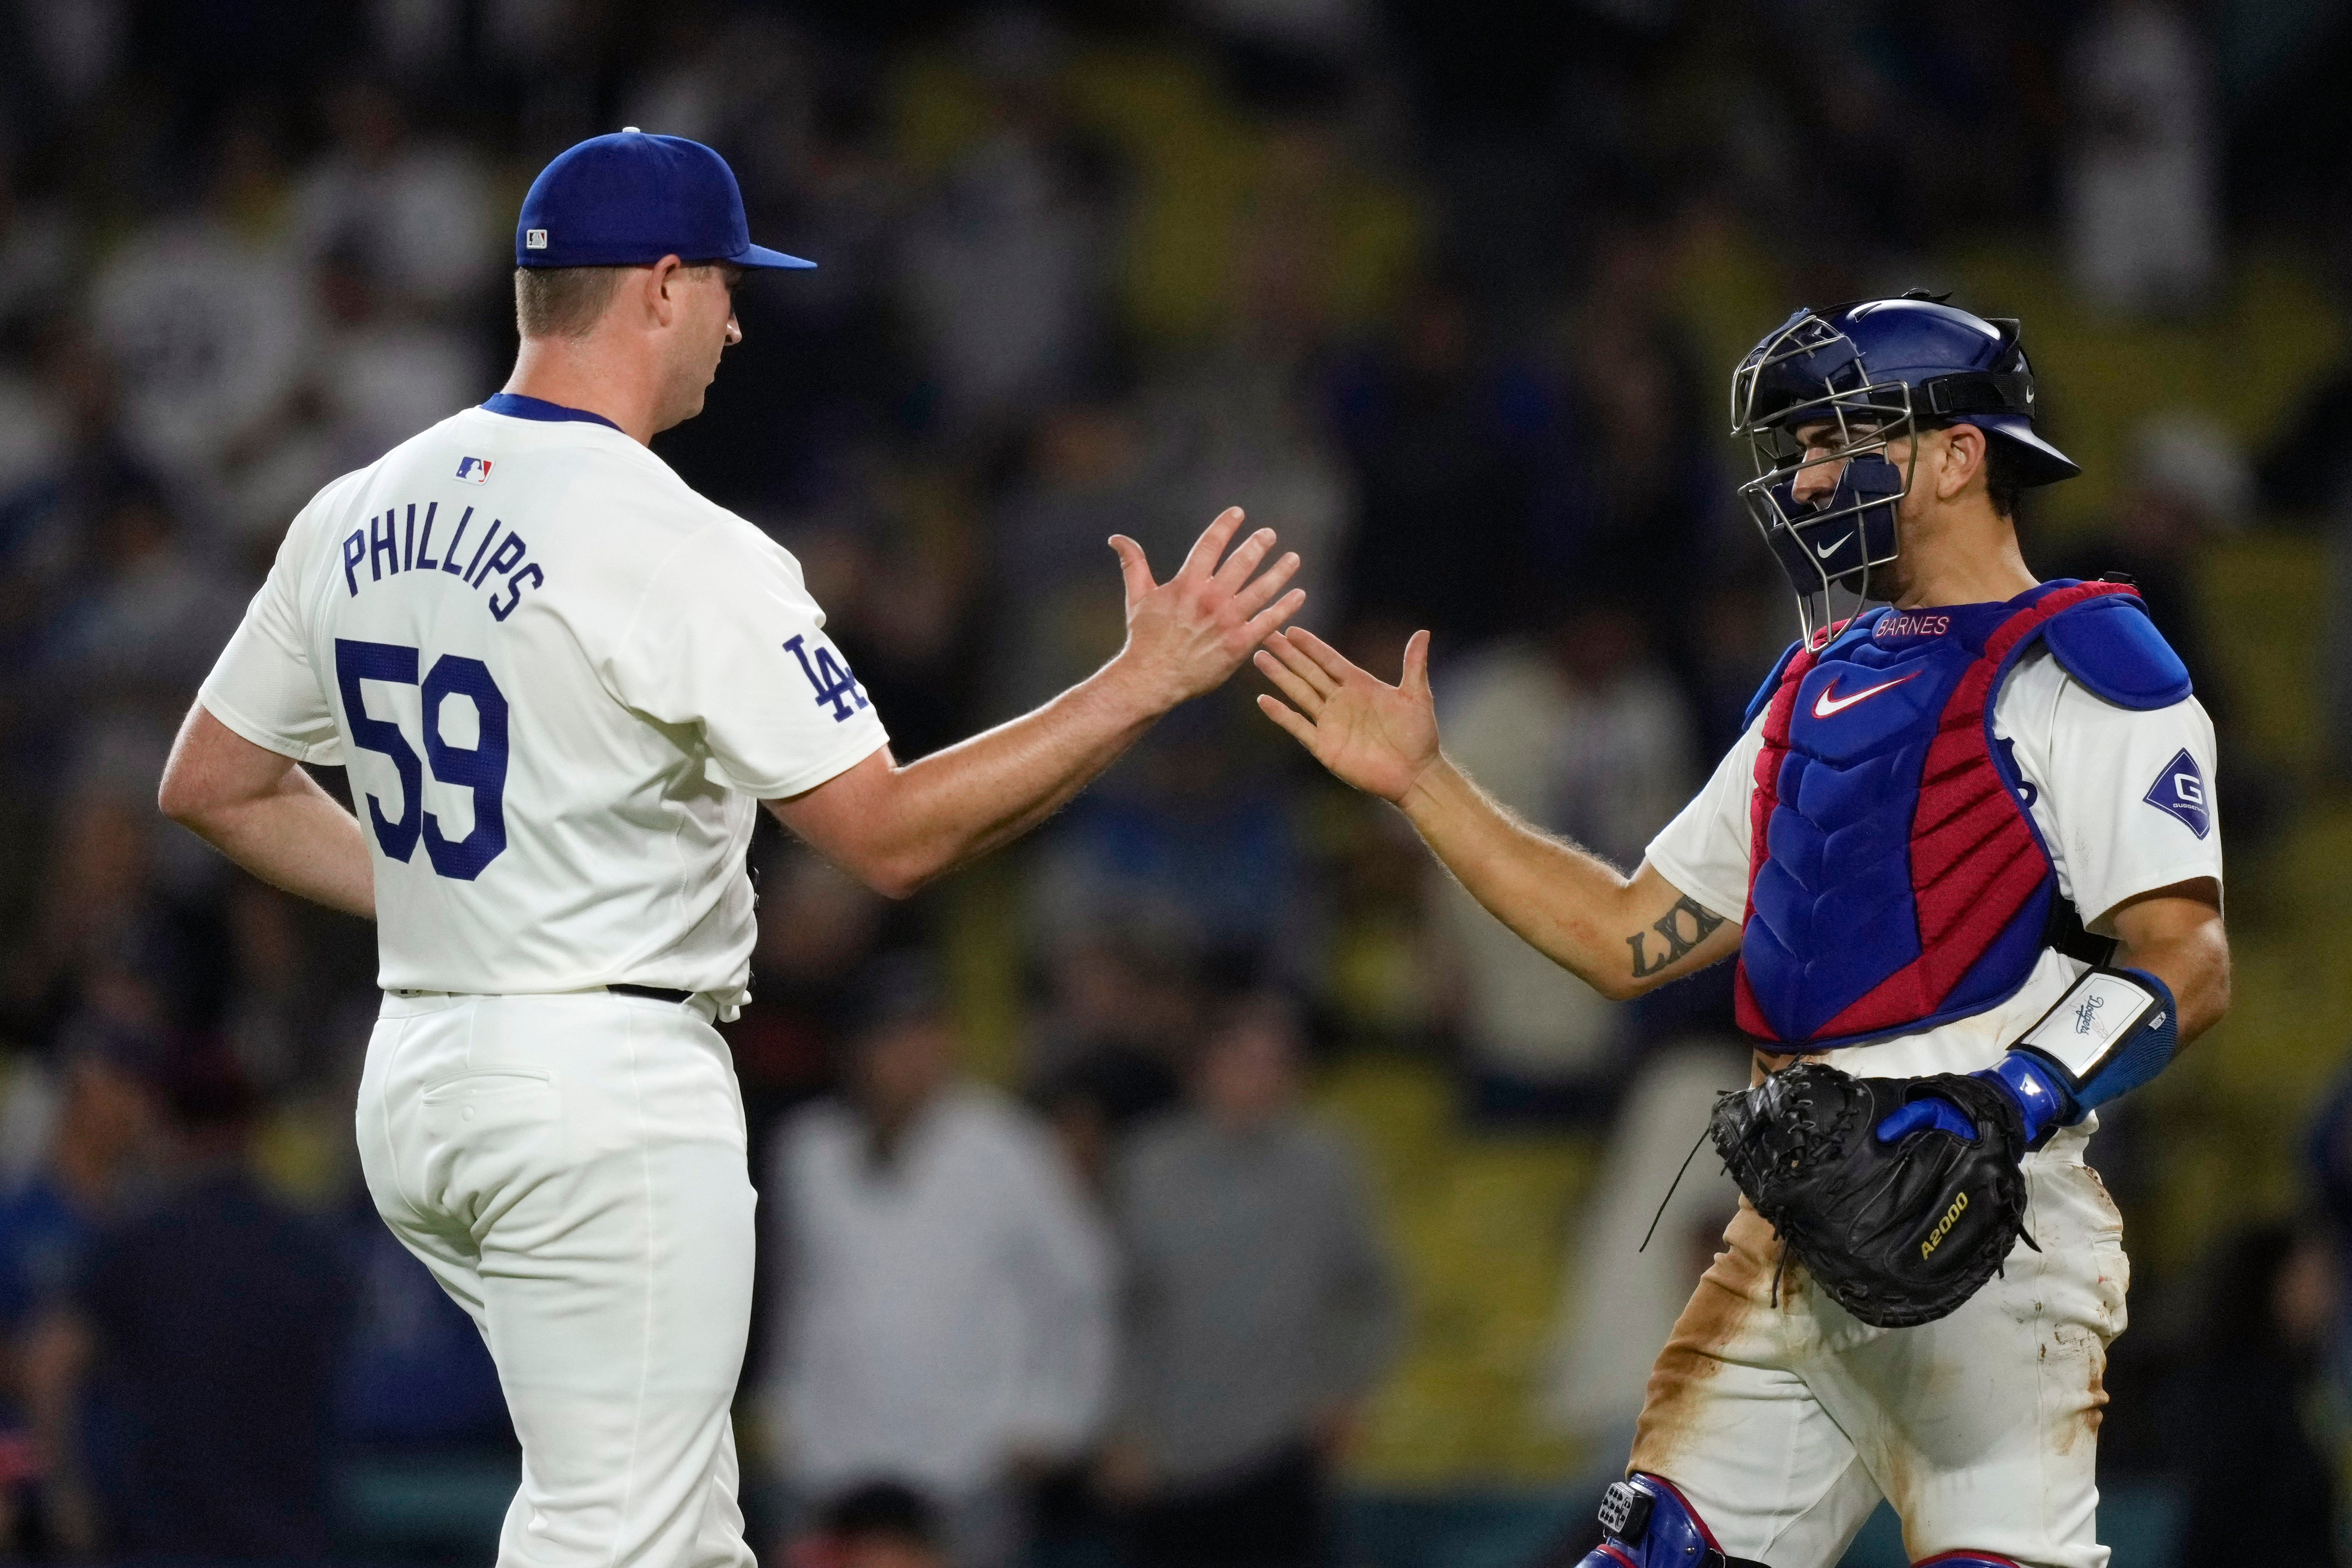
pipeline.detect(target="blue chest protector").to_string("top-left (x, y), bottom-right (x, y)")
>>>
top-left (1732, 581), bottom-right (2190, 1049)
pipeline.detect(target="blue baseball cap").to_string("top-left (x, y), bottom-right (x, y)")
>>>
top-left (516, 129), bottom-right (814, 271)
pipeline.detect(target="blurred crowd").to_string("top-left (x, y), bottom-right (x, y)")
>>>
top-left (3, 0), bottom-right (2352, 1563)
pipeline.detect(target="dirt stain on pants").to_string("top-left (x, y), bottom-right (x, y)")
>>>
top-left (1629, 1198), bottom-right (1787, 1477)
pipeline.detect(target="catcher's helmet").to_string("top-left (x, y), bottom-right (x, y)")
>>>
top-left (1730, 295), bottom-right (2079, 641)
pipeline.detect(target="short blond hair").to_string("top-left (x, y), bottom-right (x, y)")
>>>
top-left (513, 262), bottom-right (737, 339)
top-left (514, 266), bottom-right (625, 339)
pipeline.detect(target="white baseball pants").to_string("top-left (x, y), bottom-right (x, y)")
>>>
top-left (1624, 1128), bottom-right (2129, 1568)
top-left (356, 990), bottom-right (759, 1568)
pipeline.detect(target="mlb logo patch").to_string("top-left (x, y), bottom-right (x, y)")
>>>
top-left (456, 456), bottom-right (494, 484)
top-left (2142, 748), bottom-right (2210, 839)
top-left (525, 229), bottom-right (548, 250)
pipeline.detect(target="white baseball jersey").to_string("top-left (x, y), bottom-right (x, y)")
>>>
top-left (1644, 644), bottom-right (2223, 1078)
top-left (199, 398), bottom-right (889, 1005)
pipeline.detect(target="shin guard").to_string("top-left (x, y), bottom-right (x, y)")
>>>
top-left (1576, 1474), bottom-right (1770, 1568)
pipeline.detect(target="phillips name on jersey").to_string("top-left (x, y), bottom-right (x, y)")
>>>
top-left (199, 400), bottom-right (890, 1011)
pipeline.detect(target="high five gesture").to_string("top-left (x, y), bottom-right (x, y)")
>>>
top-left (1251, 625), bottom-right (1738, 1002)
top-left (1115, 507), bottom-right (1305, 712)
top-left (1253, 628), bottom-right (1439, 805)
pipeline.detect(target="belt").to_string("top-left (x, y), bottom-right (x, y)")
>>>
top-left (388, 984), bottom-right (696, 1004)
top-left (608, 984), bottom-right (694, 1004)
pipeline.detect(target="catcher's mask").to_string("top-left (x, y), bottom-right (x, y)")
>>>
top-left (1729, 294), bottom-right (2081, 644)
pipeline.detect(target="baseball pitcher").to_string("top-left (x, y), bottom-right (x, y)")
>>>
top-left (157, 131), bottom-right (1304, 1568)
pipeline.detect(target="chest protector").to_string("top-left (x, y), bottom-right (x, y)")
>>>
top-left (1734, 580), bottom-right (2192, 1049)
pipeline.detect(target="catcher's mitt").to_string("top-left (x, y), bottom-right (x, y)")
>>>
top-left (1709, 1062), bottom-right (2033, 1328)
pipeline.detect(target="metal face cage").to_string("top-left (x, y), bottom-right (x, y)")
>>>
top-left (1729, 309), bottom-right (1924, 646)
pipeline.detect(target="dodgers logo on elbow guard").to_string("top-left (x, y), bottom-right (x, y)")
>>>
top-left (2141, 748), bottom-right (2210, 839)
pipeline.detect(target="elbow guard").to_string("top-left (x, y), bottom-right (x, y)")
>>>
top-left (1986, 967), bottom-right (2179, 1146)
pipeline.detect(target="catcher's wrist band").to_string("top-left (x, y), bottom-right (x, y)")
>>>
top-left (2001, 965), bottom-right (2180, 1137)
top-left (1982, 1052), bottom-right (2071, 1147)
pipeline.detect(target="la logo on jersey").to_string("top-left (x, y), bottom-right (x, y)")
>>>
top-left (2142, 748), bottom-right (2210, 839)
top-left (456, 457), bottom-right (494, 484)
top-left (784, 634), bottom-right (869, 721)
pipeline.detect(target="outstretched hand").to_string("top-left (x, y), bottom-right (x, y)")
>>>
top-left (1253, 627), bottom-right (1440, 804)
top-left (1109, 507), bottom-right (1305, 713)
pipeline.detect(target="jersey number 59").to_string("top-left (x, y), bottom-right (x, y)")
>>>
top-left (334, 638), bottom-right (510, 880)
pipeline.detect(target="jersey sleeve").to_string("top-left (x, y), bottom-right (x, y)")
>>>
top-left (1642, 715), bottom-right (1765, 924)
top-left (2009, 672), bottom-right (2223, 934)
top-left (197, 505), bottom-right (344, 764)
top-left (605, 519), bottom-right (889, 798)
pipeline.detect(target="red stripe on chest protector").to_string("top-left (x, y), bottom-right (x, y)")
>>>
top-left (1734, 638), bottom-right (1820, 1041)
top-left (1738, 585), bottom-right (2135, 1045)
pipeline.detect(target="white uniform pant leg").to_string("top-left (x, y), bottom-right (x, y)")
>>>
top-left (1812, 1140), bottom-right (2129, 1568)
top-left (1626, 1197), bottom-right (1883, 1567)
top-left (1626, 1133), bottom-right (2129, 1568)
top-left (356, 992), bottom-right (758, 1568)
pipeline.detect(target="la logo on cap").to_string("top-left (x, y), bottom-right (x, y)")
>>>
top-left (526, 228), bottom-right (548, 250)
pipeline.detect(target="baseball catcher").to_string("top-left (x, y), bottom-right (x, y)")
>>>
top-left (1256, 294), bottom-right (2227, 1567)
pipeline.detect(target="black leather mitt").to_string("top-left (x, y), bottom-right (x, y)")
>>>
top-left (1709, 1061), bottom-right (2035, 1328)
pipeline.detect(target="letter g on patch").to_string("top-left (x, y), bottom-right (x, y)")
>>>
top-left (2141, 748), bottom-right (2210, 839)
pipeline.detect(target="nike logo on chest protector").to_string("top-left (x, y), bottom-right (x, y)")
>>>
top-left (1811, 671), bottom-right (1920, 718)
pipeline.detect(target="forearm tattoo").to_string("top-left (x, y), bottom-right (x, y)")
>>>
top-left (1627, 895), bottom-right (1727, 979)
